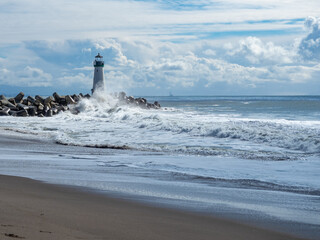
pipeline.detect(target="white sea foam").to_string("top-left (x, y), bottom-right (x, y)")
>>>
top-left (1, 93), bottom-right (320, 161)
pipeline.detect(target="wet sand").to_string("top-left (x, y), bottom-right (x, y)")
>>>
top-left (0, 174), bottom-right (304, 240)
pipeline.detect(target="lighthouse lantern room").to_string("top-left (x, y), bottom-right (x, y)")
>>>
top-left (92, 53), bottom-right (105, 93)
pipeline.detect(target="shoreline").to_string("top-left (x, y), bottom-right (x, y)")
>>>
top-left (0, 174), bottom-right (304, 240)
top-left (0, 130), bottom-right (318, 239)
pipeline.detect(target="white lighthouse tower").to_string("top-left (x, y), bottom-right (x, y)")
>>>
top-left (92, 53), bottom-right (105, 93)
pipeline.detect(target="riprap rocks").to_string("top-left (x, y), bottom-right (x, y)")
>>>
top-left (0, 92), bottom-right (161, 117)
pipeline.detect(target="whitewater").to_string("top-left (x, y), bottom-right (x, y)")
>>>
top-left (0, 93), bottom-right (319, 239)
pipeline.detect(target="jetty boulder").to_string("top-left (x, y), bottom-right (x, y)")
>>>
top-left (14, 92), bottom-right (24, 103)
top-left (0, 107), bottom-right (10, 116)
top-left (22, 99), bottom-right (29, 106)
top-left (0, 95), bottom-right (7, 101)
top-left (44, 96), bottom-right (54, 106)
top-left (35, 95), bottom-right (45, 104)
top-left (10, 109), bottom-right (28, 117)
top-left (45, 109), bottom-right (53, 117)
top-left (8, 98), bottom-right (17, 106)
top-left (66, 95), bottom-right (76, 105)
top-left (37, 104), bottom-right (44, 112)
top-left (154, 101), bottom-right (161, 109)
top-left (27, 107), bottom-right (36, 116)
top-left (127, 96), bottom-right (135, 103)
top-left (1, 99), bottom-right (17, 110)
top-left (53, 92), bottom-right (61, 102)
top-left (17, 103), bottom-right (29, 110)
top-left (27, 96), bottom-right (36, 104)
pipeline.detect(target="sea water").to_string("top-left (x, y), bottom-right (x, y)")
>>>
top-left (0, 94), bottom-right (319, 238)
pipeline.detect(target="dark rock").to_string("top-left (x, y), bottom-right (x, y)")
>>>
top-left (45, 109), bottom-right (53, 117)
top-left (147, 103), bottom-right (154, 109)
top-left (1, 100), bottom-right (17, 110)
top-left (14, 92), bottom-right (24, 103)
top-left (0, 91), bottom-right (161, 117)
top-left (34, 100), bottom-right (44, 108)
top-left (0, 107), bottom-right (10, 116)
top-left (0, 95), bottom-right (7, 101)
top-left (128, 96), bottom-right (134, 103)
top-left (44, 96), bottom-right (54, 106)
top-left (10, 109), bottom-right (28, 117)
top-left (53, 92), bottom-right (61, 102)
top-left (58, 105), bottom-right (68, 112)
top-left (22, 99), bottom-right (29, 105)
top-left (8, 98), bottom-right (16, 105)
top-left (17, 103), bottom-right (29, 110)
top-left (135, 97), bottom-right (146, 104)
top-left (44, 102), bottom-right (52, 109)
top-left (59, 97), bottom-right (67, 106)
top-left (35, 95), bottom-right (45, 104)
top-left (154, 101), bottom-right (161, 108)
top-left (50, 102), bottom-right (58, 108)
top-left (8, 110), bottom-right (16, 116)
top-left (27, 107), bottom-right (36, 116)
top-left (135, 98), bottom-right (147, 108)
top-left (52, 108), bottom-right (58, 115)
top-left (27, 96), bottom-right (36, 104)
top-left (72, 94), bottom-right (80, 102)
top-left (17, 109), bottom-right (28, 117)
top-left (37, 104), bottom-right (44, 112)
top-left (66, 95), bottom-right (76, 104)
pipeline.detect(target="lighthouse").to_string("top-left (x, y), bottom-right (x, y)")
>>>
top-left (92, 53), bottom-right (105, 93)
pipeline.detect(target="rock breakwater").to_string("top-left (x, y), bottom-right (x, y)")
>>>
top-left (0, 91), bottom-right (160, 117)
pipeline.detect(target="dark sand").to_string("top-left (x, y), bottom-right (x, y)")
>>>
top-left (0, 174), bottom-right (304, 240)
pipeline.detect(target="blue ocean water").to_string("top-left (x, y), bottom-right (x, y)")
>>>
top-left (147, 95), bottom-right (320, 120)
top-left (0, 94), bottom-right (319, 238)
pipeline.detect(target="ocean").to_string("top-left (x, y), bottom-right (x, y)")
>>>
top-left (0, 94), bottom-right (319, 239)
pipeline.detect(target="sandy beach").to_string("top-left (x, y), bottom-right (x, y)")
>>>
top-left (0, 174), bottom-right (305, 240)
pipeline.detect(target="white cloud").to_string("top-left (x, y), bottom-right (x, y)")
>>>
top-left (227, 37), bottom-right (295, 65)
top-left (0, 16), bottom-right (320, 95)
top-left (57, 73), bottom-right (90, 87)
top-left (82, 48), bottom-right (91, 53)
top-left (299, 16), bottom-right (320, 60)
top-left (93, 39), bottom-right (134, 66)
top-left (0, 0), bottom-right (319, 43)
top-left (202, 49), bottom-right (216, 56)
top-left (19, 66), bottom-right (53, 87)
top-left (0, 66), bottom-right (53, 87)
top-left (106, 70), bottom-right (135, 92)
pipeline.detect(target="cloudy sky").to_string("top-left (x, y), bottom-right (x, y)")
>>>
top-left (0, 0), bottom-right (319, 96)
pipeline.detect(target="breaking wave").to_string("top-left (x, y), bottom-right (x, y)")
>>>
top-left (1, 92), bottom-right (320, 160)
top-left (53, 93), bottom-right (320, 160)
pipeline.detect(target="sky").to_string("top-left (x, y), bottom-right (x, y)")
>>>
top-left (0, 0), bottom-right (320, 96)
